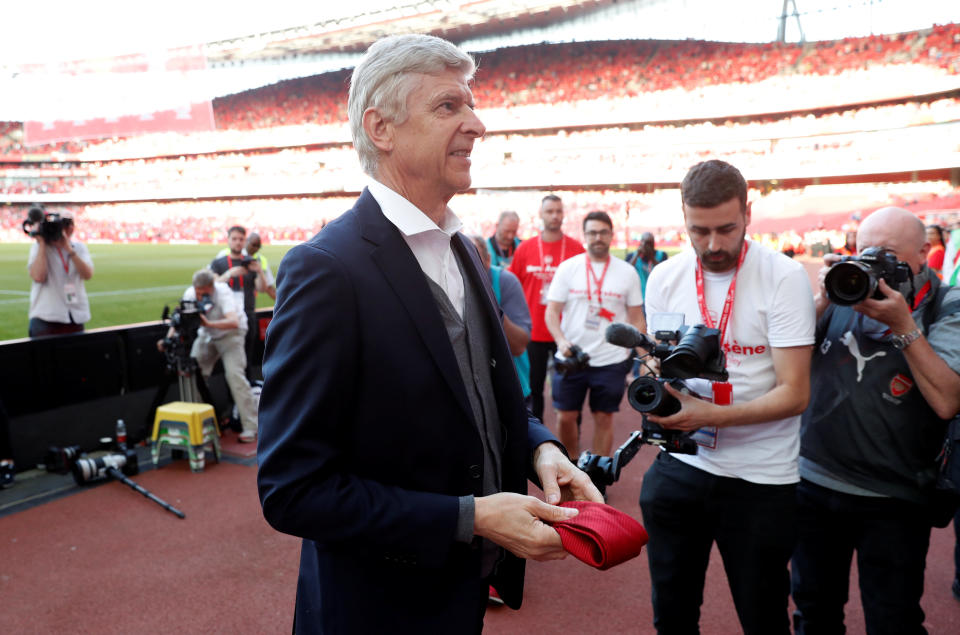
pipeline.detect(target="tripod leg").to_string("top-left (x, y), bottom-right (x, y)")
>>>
top-left (146, 369), bottom-right (177, 437)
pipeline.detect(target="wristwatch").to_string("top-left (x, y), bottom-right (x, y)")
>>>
top-left (890, 328), bottom-right (922, 350)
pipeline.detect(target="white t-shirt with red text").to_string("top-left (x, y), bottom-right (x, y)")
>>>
top-left (643, 240), bottom-right (816, 484)
top-left (546, 253), bottom-right (643, 367)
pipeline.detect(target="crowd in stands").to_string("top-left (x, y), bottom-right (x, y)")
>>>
top-left (3, 183), bottom-right (957, 255)
top-left (0, 25), bottom-right (957, 251)
top-left (3, 96), bottom-right (957, 198)
top-left (0, 23), bottom-right (957, 161)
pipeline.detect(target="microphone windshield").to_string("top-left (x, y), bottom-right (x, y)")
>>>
top-left (605, 322), bottom-right (653, 350)
top-left (27, 206), bottom-right (45, 223)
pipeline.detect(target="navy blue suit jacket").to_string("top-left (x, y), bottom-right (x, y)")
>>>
top-left (257, 189), bottom-right (558, 633)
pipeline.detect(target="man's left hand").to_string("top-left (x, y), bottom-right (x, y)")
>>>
top-left (645, 382), bottom-right (716, 431)
top-left (533, 442), bottom-right (603, 504)
top-left (853, 278), bottom-right (916, 334)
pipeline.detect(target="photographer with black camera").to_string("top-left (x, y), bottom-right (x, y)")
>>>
top-left (210, 225), bottom-right (266, 379)
top-left (157, 270), bottom-right (259, 443)
top-left (25, 207), bottom-right (94, 338)
top-left (638, 160), bottom-right (816, 634)
top-left (792, 206), bottom-right (960, 635)
top-left (544, 211), bottom-right (645, 459)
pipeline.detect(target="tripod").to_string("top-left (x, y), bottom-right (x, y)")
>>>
top-left (145, 350), bottom-right (219, 434)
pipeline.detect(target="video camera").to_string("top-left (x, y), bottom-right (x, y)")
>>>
top-left (160, 296), bottom-right (214, 368)
top-left (824, 246), bottom-right (911, 305)
top-left (576, 319), bottom-right (728, 493)
top-left (21, 205), bottom-right (69, 243)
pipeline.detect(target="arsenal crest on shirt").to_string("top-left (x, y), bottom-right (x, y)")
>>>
top-left (889, 373), bottom-right (914, 397)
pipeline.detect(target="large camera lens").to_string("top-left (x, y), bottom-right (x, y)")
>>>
top-left (824, 261), bottom-right (876, 305)
top-left (627, 376), bottom-right (681, 416)
top-left (661, 324), bottom-right (719, 379)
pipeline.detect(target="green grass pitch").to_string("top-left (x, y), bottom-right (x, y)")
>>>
top-left (0, 243), bottom-right (294, 342)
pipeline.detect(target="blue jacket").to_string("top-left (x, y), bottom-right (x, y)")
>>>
top-left (257, 188), bottom-right (556, 633)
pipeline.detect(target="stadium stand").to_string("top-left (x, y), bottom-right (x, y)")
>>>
top-left (1, 25), bottom-right (958, 243)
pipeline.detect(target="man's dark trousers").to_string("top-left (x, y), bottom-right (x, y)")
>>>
top-left (639, 451), bottom-right (796, 635)
top-left (245, 309), bottom-right (259, 381)
top-left (791, 479), bottom-right (932, 635)
top-left (527, 340), bottom-right (556, 421)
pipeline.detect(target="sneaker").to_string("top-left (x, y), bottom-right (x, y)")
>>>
top-left (0, 462), bottom-right (14, 489)
top-left (487, 585), bottom-right (504, 606)
top-left (238, 431), bottom-right (257, 444)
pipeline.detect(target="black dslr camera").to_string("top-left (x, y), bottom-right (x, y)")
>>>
top-left (576, 320), bottom-right (728, 493)
top-left (554, 344), bottom-right (591, 376)
top-left (626, 324), bottom-right (727, 421)
top-left (824, 246), bottom-right (911, 305)
top-left (160, 296), bottom-right (214, 367)
top-left (22, 205), bottom-right (67, 243)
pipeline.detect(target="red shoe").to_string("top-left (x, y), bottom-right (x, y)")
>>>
top-left (487, 585), bottom-right (504, 606)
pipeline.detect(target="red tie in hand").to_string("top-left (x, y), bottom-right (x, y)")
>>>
top-left (550, 501), bottom-right (649, 570)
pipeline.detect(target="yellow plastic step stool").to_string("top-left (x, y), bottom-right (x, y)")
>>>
top-left (151, 401), bottom-right (221, 472)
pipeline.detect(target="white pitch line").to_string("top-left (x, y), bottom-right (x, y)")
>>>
top-left (0, 284), bottom-right (185, 305)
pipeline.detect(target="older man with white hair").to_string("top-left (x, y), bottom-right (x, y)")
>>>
top-left (793, 206), bottom-right (960, 635)
top-left (256, 34), bottom-right (600, 633)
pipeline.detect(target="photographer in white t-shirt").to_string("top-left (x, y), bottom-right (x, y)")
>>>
top-left (26, 211), bottom-right (94, 338)
top-left (638, 160), bottom-right (816, 635)
top-left (544, 210), bottom-right (645, 459)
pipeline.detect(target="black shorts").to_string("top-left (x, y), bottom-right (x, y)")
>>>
top-left (551, 358), bottom-right (631, 413)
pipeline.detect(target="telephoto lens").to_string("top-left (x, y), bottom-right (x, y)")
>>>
top-left (824, 260), bottom-right (875, 305)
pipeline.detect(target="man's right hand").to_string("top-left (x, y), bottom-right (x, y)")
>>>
top-left (156, 339), bottom-right (166, 352)
top-left (815, 253), bottom-right (842, 317)
top-left (473, 492), bottom-right (577, 561)
top-left (226, 265), bottom-right (247, 279)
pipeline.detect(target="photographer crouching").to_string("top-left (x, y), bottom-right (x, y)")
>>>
top-left (157, 270), bottom-right (259, 443)
top-left (25, 207), bottom-right (94, 338)
top-left (792, 206), bottom-right (960, 634)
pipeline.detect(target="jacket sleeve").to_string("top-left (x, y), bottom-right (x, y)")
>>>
top-left (256, 242), bottom-right (460, 568)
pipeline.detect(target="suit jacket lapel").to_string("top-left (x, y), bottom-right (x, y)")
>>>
top-left (356, 189), bottom-right (475, 423)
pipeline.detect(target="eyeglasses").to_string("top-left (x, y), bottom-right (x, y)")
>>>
top-left (584, 230), bottom-right (612, 239)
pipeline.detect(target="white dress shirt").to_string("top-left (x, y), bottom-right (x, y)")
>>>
top-left (368, 180), bottom-right (465, 319)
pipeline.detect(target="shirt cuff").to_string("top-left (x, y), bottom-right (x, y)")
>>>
top-left (456, 495), bottom-right (475, 543)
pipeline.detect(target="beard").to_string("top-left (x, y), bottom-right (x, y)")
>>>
top-left (697, 232), bottom-right (746, 273)
top-left (588, 242), bottom-right (610, 260)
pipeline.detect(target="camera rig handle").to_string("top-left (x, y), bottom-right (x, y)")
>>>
top-left (609, 430), bottom-right (644, 482)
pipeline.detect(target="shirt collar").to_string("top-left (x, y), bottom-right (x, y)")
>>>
top-left (368, 180), bottom-right (463, 238)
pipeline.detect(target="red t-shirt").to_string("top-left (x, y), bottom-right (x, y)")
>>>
top-left (928, 244), bottom-right (945, 271)
top-left (508, 234), bottom-right (585, 342)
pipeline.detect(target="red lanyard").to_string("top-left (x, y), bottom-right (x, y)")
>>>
top-left (585, 257), bottom-right (611, 305)
top-left (695, 241), bottom-right (748, 345)
top-left (228, 256), bottom-right (244, 289)
top-left (537, 235), bottom-right (566, 275)
top-left (911, 280), bottom-right (931, 310)
top-left (55, 246), bottom-right (70, 274)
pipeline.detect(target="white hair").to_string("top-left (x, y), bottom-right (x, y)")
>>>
top-left (348, 34), bottom-right (476, 176)
top-left (192, 269), bottom-right (215, 288)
